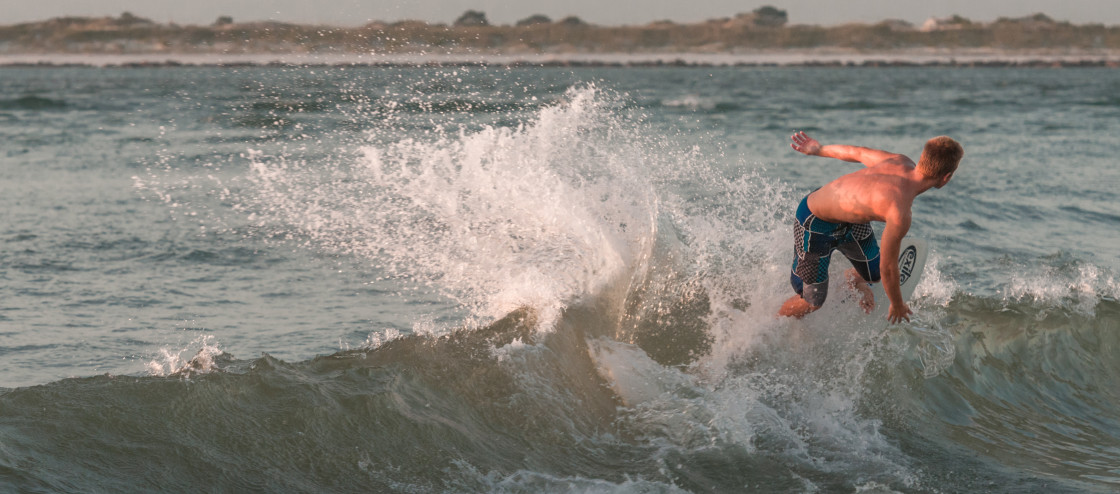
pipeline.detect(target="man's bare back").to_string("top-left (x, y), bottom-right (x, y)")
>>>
top-left (808, 165), bottom-right (916, 225)
top-left (780, 132), bottom-right (962, 324)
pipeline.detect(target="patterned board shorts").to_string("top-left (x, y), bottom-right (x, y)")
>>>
top-left (790, 193), bottom-right (881, 307)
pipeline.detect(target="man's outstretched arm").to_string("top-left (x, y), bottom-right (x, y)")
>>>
top-left (790, 131), bottom-right (909, 167)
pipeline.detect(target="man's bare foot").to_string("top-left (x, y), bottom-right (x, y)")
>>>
top-left (779, 294), bottom-right (818, 319)
top-left (845, 268), bottom-right (875, 314)
top-left (854, 282), bottom-right (875, 314)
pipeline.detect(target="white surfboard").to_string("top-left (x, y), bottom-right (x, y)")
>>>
top-left (864, 237), bottom-right (927, 318)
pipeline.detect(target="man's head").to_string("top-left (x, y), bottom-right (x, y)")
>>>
top-left (917, 136), bottom-right (963, 187)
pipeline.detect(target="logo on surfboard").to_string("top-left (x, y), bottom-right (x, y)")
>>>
top-left (898, 246), bottom-right (917, 285)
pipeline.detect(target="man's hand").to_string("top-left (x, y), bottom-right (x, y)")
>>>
top-left (791, 131), bottom-right (822, 156)
top-left (887, 302), bottom-right (912, 324)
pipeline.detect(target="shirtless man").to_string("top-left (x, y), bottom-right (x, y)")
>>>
top-left (779, 132), bottom-right (963, 324)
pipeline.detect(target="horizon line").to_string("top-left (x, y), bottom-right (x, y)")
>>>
top-left (5, 10), bottom-right (1115, 30)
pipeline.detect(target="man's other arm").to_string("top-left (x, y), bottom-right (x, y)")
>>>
top-left (791, 131), bottom-right (909, 168)
top-left (879, 210), bottom-right (914, 324)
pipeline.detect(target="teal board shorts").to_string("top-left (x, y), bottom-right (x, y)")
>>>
top-left (790, 193), bottom-right (881, 307)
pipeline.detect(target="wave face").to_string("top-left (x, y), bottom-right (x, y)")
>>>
top-left (2, 297), bottom-right (1117, 492)
top-left (3, 66), bottom-right (1120, 492)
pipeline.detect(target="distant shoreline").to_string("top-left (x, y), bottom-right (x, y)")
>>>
top-left (4, 50), bottom-right (1120, 68)
top-left (5, 11), bottom-right (1120, 67)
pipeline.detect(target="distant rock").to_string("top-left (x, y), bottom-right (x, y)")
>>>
top-left (994, 13), bottom-right (1059, 29)
top-left (726, 6), bottom-right (787, 28)
top-left (921, 15), bottom-right (974, 32)
top-left (454, 10), bottom-right (489, 27)
top-left (877, 19), bottom-right (915, 32)
top-left (516, 15), bottom-right (551, 27)
top-left (558, 16), bottom-right (586, 26)
top-left (115, 12), bottom-right (153, 27)
top-left (751, 6), bottom-right (788, 27)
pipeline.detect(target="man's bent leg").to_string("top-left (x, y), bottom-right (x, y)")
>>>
top-left (780, 294), bottom-right (819, 318)
top-left (781, 198), bottom-right (836, 319)
top-left (837, 223), bottom-right (881, 283)
top-left (837, 224), bottom-right (879, 314)
top-left (781, 270), bottom-right (828, 319)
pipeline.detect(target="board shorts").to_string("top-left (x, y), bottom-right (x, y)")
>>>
top-left (789, 193), bottom-right (881, 307)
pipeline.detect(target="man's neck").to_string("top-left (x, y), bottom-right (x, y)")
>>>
top-left (912, 170), bottom-right (941, 195)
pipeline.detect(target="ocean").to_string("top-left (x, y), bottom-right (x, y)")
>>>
top-left (1, 64), bottom-right (1119, 492)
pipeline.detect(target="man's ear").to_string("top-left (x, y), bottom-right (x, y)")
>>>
top-left (938, 172), bottom-right (954, 188)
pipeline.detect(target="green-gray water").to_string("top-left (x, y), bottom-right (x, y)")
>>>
top-left (2, 66), bottom-right (1118, 492)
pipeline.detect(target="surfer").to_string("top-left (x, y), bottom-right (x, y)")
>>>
top-left (779, 132), bottom-right (963, 323)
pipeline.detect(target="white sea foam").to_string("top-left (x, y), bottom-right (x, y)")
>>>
top-left (912, 253), bottom-right (956, 308)
top-left (446, 460), bottom-right (690, 494)
top-left (906, 253), bottom-right (958, 377)
top-left (361, 328), bottom-right (403, 349)
top-left (489, 337), bottom-right (528, 362)
top-left (661, 95), bottom-right (716, 110)
top-left (145, 335), bottom-right (224, 377)
top-left (1005, 261), bottom-right (1119, 316)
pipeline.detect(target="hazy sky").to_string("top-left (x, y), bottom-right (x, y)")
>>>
top-left (5, 0), bottom-right (1119, 27)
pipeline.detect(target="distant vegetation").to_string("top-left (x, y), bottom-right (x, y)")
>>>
top-left (1, 8), bottom-right (1118, 55)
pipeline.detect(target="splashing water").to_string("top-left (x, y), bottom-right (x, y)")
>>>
top-left (145, 79), bottom-right (980, 489)
top-left (907, 253), bottom-right (960, 377)
top-left (146, 335), bottom-right (225, 377)
top-left (241, 85), bottom-right (666, 332)
top-left (1006, 260), bottom-right (1120, 317)
top-left (234, 83), bottom-right (932, 484)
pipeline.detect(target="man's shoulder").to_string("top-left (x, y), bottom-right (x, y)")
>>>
top-left (869, 153), bottom-right (916, 169)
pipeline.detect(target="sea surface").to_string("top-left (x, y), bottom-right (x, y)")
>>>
top-left (1, 64), bottom-right (1119, 492)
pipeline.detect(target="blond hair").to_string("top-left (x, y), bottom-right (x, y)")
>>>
top-left (917, 136), bottom-right (963, 179)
